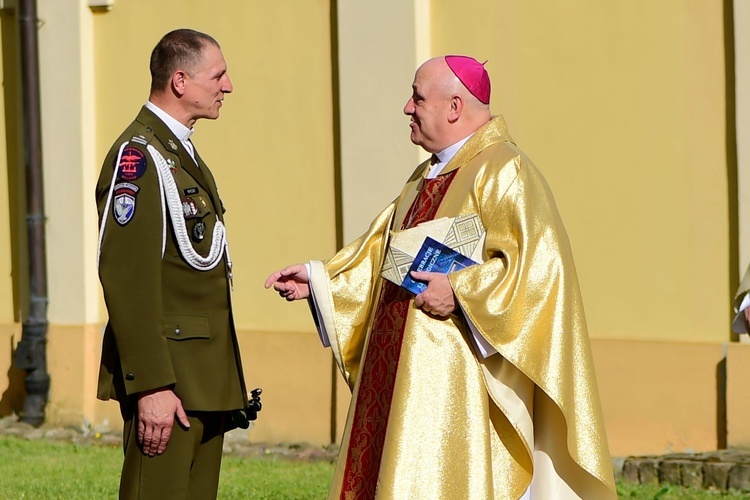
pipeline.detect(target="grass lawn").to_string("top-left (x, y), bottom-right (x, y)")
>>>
top-left (0, 435), bottom-right (333, 499)
top-left (2, 435), bottom-right (750, 499)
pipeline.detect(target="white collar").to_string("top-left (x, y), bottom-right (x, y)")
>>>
top-left (145, 101), bottom-right (194, 142)
top-left (427, 134), bottom-right (474, 178)
top-left (434, 134), bottom-right (473, 164)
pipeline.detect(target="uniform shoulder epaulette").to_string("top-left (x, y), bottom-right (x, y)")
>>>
top-left (127, 119), bottom-right (156, 145)
top-left (130, 134), bottom-right (148, 146)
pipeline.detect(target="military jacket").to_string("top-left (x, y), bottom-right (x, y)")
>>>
top-left (96, 106), bottom-right (246, 412)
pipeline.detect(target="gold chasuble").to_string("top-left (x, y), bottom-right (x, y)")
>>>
top-left (309, 116), bottom-right (617, 500)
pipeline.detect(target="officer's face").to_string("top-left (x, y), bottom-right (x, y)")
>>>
top-left (183, 44), bottom-right (233, 123)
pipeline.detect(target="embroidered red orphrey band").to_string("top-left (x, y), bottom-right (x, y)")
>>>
top-left (340, 171), bottom-right (458, 500)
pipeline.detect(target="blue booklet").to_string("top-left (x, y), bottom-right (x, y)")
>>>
top-left (400, 237), bottom-right (478, 294)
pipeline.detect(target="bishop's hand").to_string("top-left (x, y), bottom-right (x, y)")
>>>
top-left (264, 264), bottom-right (310, 301)
top-left (411, 271), bottom-right (457, 317)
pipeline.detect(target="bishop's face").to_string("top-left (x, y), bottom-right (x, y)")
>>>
top-left (403, 62), bottom-right (452, 153)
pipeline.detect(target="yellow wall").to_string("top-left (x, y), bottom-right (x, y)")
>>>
top-left (0, 0), bottom-right (745, 457)
top-left (727, 343), bottom-right (750, 447)
top-left (93, 1), bottom-right (338, 331)
top-left (431, 1), bottom-right (729, 342)
top-left (0, 9), bottom-right (28, 420)
top-left (45, 325), bottom-right (121, 429)
top-left (0, 18), bottom-right (11, 325)
top-left (37, 0), bottom-right (101, 325)
top-left (593, 339), bottom-right (726, 455)
top-left (237, 330), bottom-right (333, 444)
top-left (424, 0), bottom-right (734, 455)
top-left (336, 0), bottom-right (426, 242)
top-left (735, 0), bottom-right (750, 269)
top-left (89, 0), bottom-right (340, 439)
top-left (0, 325), bottom-right (23, 417)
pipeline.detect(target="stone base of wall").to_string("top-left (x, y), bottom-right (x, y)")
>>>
top-left (615, 450), bottom-right (750, 492)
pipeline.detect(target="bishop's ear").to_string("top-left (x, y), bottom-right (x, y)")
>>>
top-left (448, 94), bottom-right (464, 123)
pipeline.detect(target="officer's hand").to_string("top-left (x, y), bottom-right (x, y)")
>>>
top-left (264, 264), bottom-right (310, 301)
top-left (137, 388), bottom-right (190, 457)
top-left (411, 271), bottom-right (456, 317)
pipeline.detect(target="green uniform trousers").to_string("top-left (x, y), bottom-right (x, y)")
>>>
top-left (119, 407), bottom-right (226, 500)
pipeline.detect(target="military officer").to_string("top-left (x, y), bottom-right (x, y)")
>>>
top-left (96, 29), bottom-right (251, 499)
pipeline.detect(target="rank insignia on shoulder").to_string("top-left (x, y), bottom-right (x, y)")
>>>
top-left (114, 146), bottom-right (147, 181)
top-left (131, 135), bottom-right (148, 146)
top-left (168, 139), bottom-right (178, 151)
top-left (183, 187), bottom-right (199, 196)
top-left (112, 183), bottom-right (140, 226)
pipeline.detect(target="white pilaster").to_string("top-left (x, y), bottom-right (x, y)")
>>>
top-left (336, 0), bottom-right (429, 243)
top-left (37, 0), bottom-right (100, 324)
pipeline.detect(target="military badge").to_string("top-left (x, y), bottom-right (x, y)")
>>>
top-left (112, 183), bottom-right (140, 226)
top-left (183, 187), bottom-right (199, 196)
top-left (168, 139), bottom-right (178, 151)
top-left (182, 197), bottom-right (199, 218)
top-left (115, 146), bottom-right (147, 181)
top-left (167, 158), bottom-right (177, 174)
top-left (192, 221), bottom-right (206, 242)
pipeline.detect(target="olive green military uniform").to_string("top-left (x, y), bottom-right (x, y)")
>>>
top-left (96, 106), bottom-right (247, 499)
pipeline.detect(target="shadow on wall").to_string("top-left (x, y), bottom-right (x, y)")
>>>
top-left (717, 357), bottom-right (728, 450)
top-left (1, 10), bottom-right (28, 325)
top-left (0, 337), bottom-right (26, 417)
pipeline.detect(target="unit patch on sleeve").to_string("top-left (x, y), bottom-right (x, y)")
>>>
top-left (114, 146), bottom-right (148, 181)
top-left (113, 183), bottom-right (140, 226)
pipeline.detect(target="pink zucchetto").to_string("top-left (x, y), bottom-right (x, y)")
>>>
top-left (445, 55), bottom-right (491, 104)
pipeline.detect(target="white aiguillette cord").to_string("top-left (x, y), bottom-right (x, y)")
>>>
top-left (97, 141), bottom-right (231, 275)
top-left (97, 142), bottom-right (130, 267)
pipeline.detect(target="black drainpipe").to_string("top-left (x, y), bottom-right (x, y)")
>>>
top-left (13, 0), bottom-right (49, 427)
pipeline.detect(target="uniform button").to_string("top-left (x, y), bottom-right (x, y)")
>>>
top-left (146, 126), bottom-right (153, 132)
top-left (125, 373), bottom-right (135, 381)
top-left (175, 328), bottom-right (181, 336)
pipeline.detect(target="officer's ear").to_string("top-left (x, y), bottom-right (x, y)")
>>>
top-left (172, 70), bottom-right (188, 97)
